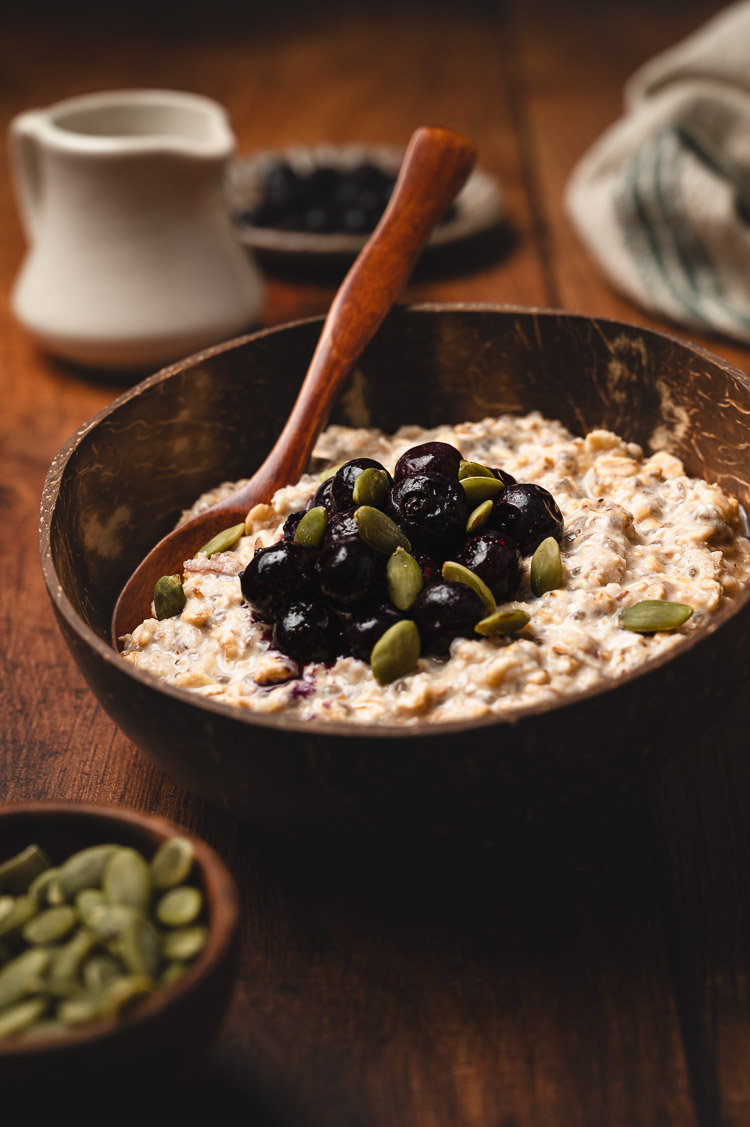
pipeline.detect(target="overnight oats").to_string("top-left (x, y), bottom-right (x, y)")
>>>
top-left (119, 412), bottom-right (750, 725)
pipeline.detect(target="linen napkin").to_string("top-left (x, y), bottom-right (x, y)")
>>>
top-left (564, 1), bottom-right (750, 343)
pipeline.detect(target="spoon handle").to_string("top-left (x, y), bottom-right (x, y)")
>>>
top-left (214, 125), bottom-right (477, 511)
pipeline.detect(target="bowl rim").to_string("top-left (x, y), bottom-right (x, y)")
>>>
top-left (0, 801), bottom-right (239, 1057)
top-left (39, 300), bottom-right (750, 740)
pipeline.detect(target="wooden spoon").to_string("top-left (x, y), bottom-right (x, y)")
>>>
top-left (112, 125), bottom-right (477, 645)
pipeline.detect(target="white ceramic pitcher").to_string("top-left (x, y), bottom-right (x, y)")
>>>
top-left (9, 89), bottom-right (264, 372)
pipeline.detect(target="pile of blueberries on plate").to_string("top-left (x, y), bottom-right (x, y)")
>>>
top-left (239, 441), bottom-right (564, 684)
top-left (237, 160), bottom-right (456, 236)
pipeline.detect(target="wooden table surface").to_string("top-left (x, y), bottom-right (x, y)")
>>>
top-left (4, 1), bottom-right (750, 1123)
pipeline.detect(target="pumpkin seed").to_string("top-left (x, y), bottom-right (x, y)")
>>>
top-left (0, 947), bottom-right (50, 1010)
top-left (28, 867), bottom-right (60, 906)
top-left (0, 997), bottom-right (47, 1038)
top-left (355, 505), bottom-right (411, 554)
top-left (49, 928), bottom-right (99, 984)
top-left (475, 608), bottom-right (531, 637)
top-left (57, 993), bottom-right (103, 1027)
top-left (619, 600), bottom-right (693, 633)
top-left (199, 522), bottom-right (245, 558)
top-left (82, 953), bottom-right (123, 993)
top-left (460, 476), bottom-right (504, 506)
top-left (0, 897), bottom-right (14, 926)
top-left (459, 460), bottom-right (496, 480)
top-left (370, 620), bottom-right (421, 686)
top-left (442, 560), bottom-right (496, 615)
top-left (386, 547), bottom-right (423, 611)
top-left (22, 905), bottom-right (77, 946)
top-left (0, 896), bottom-right (37, 940)
top-left (100, 974), bottom-right (154, 1018)
top-left (162, 926), bottom-right (208, 962)
top-left (85, 902), bottom-right (140, 940)
top-left (151, 837), bottom-right (194, 890)
top-left (160, 961), bottom-right (187, 988)
top-left (466, 499), bottom-right (493, 534)
top-left (294, 505), bottom-right (328, 547)
top-left (117, 916), bottom-right (162, 977)
top-left (57, 845), bottom-right (118, 899)
top-left (75, 888), bottom-right (107, 925)
top-left (0, 845), bottom-right (51, 895)
top-left (530, 537), bottom-right (563, 596)
top-left (103, 848), bottom-right (151, 910)
top-left (352, 467), bottom-right (390, 508)
top-left (21, 1018), bottom-right (68, 1040)
top-left (156, 886), bottom-right (203, 928)
top-left (153, 574), bottom-right (187, 620)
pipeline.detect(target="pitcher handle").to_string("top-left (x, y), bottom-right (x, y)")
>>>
top-left (8, 111), bottom-right (43, 242)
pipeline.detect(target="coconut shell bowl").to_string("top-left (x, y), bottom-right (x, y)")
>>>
top-left (40, 304), bottom-right (750, 845)
top-left (0, 802), bottom-right (239, 1105)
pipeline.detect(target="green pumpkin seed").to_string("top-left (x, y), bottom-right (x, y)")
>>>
top-left (21, 1018), bottom-right (68, 1040)
top-left (442, 560), bottom-right (496, 615)
top-left (156, 886), bottom-right (203, 928)
top-left (370, 620), bottom-right (421, 686)
top-left (82, 953), bottom-right (123, 994)
top-left (48, 928), bottom-right (100, 991)
top-left (162, 926), bottom-right (208, 962)
top-left (319, 463), bottom-right (343, 482)
top-left (85, 902), bottom-right (140, 940)
top-left (22, 904), bottom-right (77, 946)
top-left (355, 506), bottom-right (411, 554)
top-left (459, 460), bottom-right (496, 480)
top-left (386, 547), bottom-right (423, 611)
top-left (475, 608), bottom-right (531, 637)
top-left (75, 888), bottom-right (107, 925)
top-left (151, 837), bottom-right (195, 890)
top-left (0, 947), bottom-right (50, 1009)
top-left (0, 845), bottom-right (51, 895)
top-left (294, 506), bottom-right (328, 548)
top-left (460, 476), bottom-right (504, 506)
top-left (153, 574), bottom-right (187, 620)
top-left (28, 867), bottom-right (61, 905)
top-left (100, 974), bottom-right (154, 1017)
top-left (0, 896), bottom-right (37, 940)
top-left (619, 600), bottom-right (694, 633)
top-left (352, 467), bottom-right (390, 509)
top-left (57, 845), bottom-right (118, 900)
top-left (199, 522), bottom-right (245, 558)
top-left (160, 961), bottom-right (187, 988)
top-left (117, 915), bottom-right (162, 978)
top-left (530, 537), bottom-right (563, 596)
top-left (0, 997), bottom-right (47, 1038)
top-left (466, 499), bottom-right (493, 534)
top-left (0, 897), bottom-right (14, 926)
top-left (57, 993), bottom-right (103, 1026)
top-left (103, 848), bottom-right (151, 910)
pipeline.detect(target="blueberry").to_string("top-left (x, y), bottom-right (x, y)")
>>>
top-left (311, 475), bottom-right (336, 514)
top-left (491, 468), bottom-right (516, 486)
top-left (394, 441), bottom-right (463, 482)
top-left (411, 581), bottom-right (486, 656)
top-left (273, 599), bottom-right (341, 666)
top-left (239, 541), bottom-right (318, 616)
top-left (283, 510), bottom-right (307, 540)
top-left (489, 483), bottom-right (564, 555)
top-left (342, 603), bottom-right (403, 661)
top-left (316, 538), bottom-right (384, 608)
top-left (324, 508), bottom-right (359, 544)
top-left (387, 473), bottom-right (467, 557)
top-left (331, 458), bottom-right (391, 512)
top-left (413, 553), bottom-right (441, 585)
top-left (455, 530), bottom-right (521, 601)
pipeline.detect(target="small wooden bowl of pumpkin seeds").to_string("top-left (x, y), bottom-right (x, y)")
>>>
top-left (0, 802), bottom-right (239, 1103)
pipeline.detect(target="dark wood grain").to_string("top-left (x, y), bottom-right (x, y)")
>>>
top-left (2, 1), bottom-right (749, 1124)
